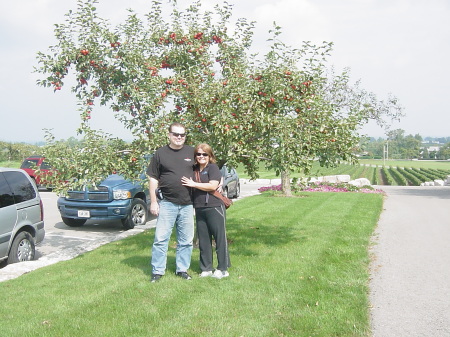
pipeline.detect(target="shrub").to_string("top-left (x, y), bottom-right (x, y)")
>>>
top-left (403, 167), bottom-right (428, 185)
top-left (399, 168), bottom-right (421, 185)
top-left (381, 166), bottom-right (395, 185)
top-left (371, 167), bottom-right (380, 185)
top-left (388, 167), bottom-right (408, 186)
top-left (414, 168), bottom-right (448, 181)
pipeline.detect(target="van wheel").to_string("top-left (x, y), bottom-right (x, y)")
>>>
top-left (122, 198), bottom-right (148, 230)
top-left (7, 232), bottom-right (35, 264)
top-left (62, 217), bottom-right (87, 227)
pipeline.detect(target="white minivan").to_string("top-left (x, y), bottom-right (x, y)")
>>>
top-left (0, 168), bottom-right (45, 265)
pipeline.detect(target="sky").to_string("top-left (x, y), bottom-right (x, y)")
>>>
top-left (1, 0), bottom-right (449, 143)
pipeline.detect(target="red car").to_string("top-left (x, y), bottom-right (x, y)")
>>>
top-left (20, 156), bottom-right (53, 190)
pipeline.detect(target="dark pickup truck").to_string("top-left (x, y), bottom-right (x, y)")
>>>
top-left (57, 173), bottom-right (149, 230)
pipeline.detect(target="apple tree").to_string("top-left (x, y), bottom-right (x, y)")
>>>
top-left (35, 0), bottom-right (402, 195)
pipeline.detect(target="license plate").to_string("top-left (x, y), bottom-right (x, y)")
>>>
top-left (78, 210), bottom-right (90, 218)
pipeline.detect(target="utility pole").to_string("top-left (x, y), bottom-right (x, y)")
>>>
top-left (383, 141), bottom-right (389, 165)
top-left (386, 141), bottom-right (389, 161)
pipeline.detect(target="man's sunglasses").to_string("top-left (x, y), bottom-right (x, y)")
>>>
top-left (196, 153), bottom-right (209, 157)
top-left (170, 132), bottom-right (186, 138)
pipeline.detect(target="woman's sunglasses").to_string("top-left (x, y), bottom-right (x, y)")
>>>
top-left (196, 153), bottom-right (209, 157)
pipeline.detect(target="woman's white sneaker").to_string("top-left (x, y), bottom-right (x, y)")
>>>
top-left (199, 271), bottom-right (213, 277)
top-left (212, 270), bottom-right (229, 279)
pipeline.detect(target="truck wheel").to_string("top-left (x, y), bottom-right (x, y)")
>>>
top-left (233, 184), bottom-right (240, 198)
top-left (222, 187), bottom-right (229, 198)
top-left (7, 232), bottom-right (35, 264)
top-left (122, 198), bottom-right (148, 230)
top-left (62, 217), bottom-right (87, 227)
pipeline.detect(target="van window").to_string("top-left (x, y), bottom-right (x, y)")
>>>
top-left (0, 173), bottom-right (15, 208)
top-left (3, 171), bottom-right (36, 203)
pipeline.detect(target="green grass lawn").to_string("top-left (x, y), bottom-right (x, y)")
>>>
top-left (0, 192), bottom-right (383, 336)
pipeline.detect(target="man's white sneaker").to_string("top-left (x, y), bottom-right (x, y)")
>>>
top-left (199, 271), bottom-right (213, 277)
top-left (212, 270), bottom-right (229, 279)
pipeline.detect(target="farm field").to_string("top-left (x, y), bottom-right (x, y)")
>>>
top-left (238, 159), bottom-right (450, 186)
top-left (358, 159), bottom-right (450, 170)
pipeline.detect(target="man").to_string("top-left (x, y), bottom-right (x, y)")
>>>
top-left (147, 122), bottom-right (195, 282)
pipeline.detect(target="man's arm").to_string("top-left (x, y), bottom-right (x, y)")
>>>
top-left (148, 176), bottom-right (160, 216)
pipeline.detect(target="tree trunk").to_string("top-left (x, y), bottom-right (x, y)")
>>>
top-left (281, 170), bottom-right (292, 196)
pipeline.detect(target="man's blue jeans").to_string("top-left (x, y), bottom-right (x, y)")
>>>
top-left (151, 200), bottom-right (194, 275)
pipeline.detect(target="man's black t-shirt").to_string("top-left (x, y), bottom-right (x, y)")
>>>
top-left (147, 145), bottom-right (195, 205)
top-left (193, 163), bottom-right (223, 208)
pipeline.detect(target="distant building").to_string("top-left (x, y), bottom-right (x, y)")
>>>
top-left (427, 146), bottom-right (441, 152)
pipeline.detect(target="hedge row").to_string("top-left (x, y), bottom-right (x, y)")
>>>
top-left (380, 166), bottom-right (395, 185)
top-left (389, 167), bottom-right (408, 186)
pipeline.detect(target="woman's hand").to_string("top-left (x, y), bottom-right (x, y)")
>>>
top-left (181, 176), bottom-right (196, 188)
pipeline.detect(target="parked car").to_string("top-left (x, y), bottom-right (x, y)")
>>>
top-left (57, 172), bottom-right (150, 230)
top-left (0, 168), bottom-right (45, 265)
top-left (20, 156), bottom-right (53, 190)
top-left (220, 165), bottom-right (240, 199)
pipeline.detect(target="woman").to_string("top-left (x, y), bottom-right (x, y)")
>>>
top-left (181, 143), bottom-right (230, 279)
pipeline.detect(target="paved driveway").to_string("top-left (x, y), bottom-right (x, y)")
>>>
top-left (370, 186), bottom-right (450, 337)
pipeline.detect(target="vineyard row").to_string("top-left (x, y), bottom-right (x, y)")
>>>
top-left (311, 164), bottom-right (450, 186)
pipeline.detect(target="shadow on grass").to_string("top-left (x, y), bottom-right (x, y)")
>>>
top-left (121, 254), bottom-right (180, 278)
top-left (118, 231), bottom-right (203, 277)
top-left (118, 224), bottom-right (302, 276)
top-left (226, 219), bottom-right (304, 257)
top-left (118, 194), bottom-right (306, 275)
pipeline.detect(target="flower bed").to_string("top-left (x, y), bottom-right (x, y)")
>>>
top-left (258, 182), bottom-right (385, 194)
